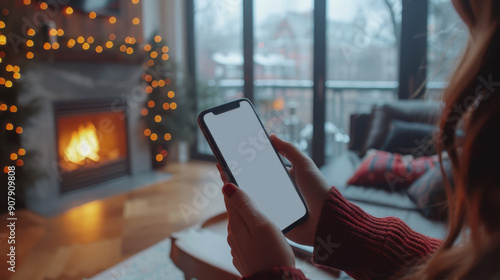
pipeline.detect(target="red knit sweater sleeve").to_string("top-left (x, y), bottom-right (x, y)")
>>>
top-left (242, 186), bottom-right (442, 280)
top-left (311, 187), bottom-right (442, 280)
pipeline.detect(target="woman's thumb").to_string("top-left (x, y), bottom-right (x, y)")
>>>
top-left (270, 134), bottom-right (309, 167)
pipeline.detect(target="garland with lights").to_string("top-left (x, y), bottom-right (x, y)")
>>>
top-left (140, 35), bottom-right (178, 168)
top-left (0, 2), bottom-right (44, 211)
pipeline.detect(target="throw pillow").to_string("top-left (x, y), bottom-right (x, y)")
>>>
top-left (346, 150), bottom-right (438, 191)
top-left (407, 160), bottom-right (454, 221)
top-left (379, 120), bottom-right (437, 157)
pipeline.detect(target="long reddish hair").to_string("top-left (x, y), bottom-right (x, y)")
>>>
top-left (401, 0), bottom-right (500, 279)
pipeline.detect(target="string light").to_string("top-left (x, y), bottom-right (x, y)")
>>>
top-left (52, 42), bottom-right (60, 49)
top-left (150, 133), bottom-right (158, 141)
top-left (26, 52), bottom-right (34, 59)
top-left (15, 127), bottom-right (23, 134)
top-left (145, 86), bottom-right (153, 93)
top-left (109, 33), bottom-right (116, 40)
top-left (65, 7), bottom-right (73, 15)
top-left (148, 100), bottom-right (155, 108)
top-left (162, 46), bottom-right (169, 52)
top-left (132, 0), bottom-right (140, 4)
top-left (0, 35), bottom-right (6, 45)
top-left (147, 59), bottom-right (154, 66)
top-left (6, 123), bottom-right (13, 130)
top-left (0, 104), bottom-right (6, 111)
top-left (23, 0), bottom-right (31, 5)
top-left (150, 51), bottom-right (158, 59)
top-left (156, 154), bottom-right (163, 162)
top-left (67, 39), bottom-right (75, 48)
top-left (144, 129), bottom-right (151, 136)
top-left (141, 108), bottom-right (148, 116)
top-left (13, 66), bottom-right (19, 72)
top-left (0, 21), bottom-right (5, 29)
top-left (57, 29), bottom-right (64, 36)
top-left (168, 91), bottom-right (175, 98)
top-left (145, 75), bottom-right (152, 82)
top-left (119, 45), bottom-right (126, 52)
top-left (144, 44), bottom-right (151, 51)
top-left (109, 16), bottom-right (116, 24)
top-left (151, 80), bottom-right (158, 87)
top-left (13, 73), bottom-right (20, 79)
top-left (106, 41), bottom-right (113, 48)
top-left (162, 54), bottom-right (169, 60)
top-left (18, 149), bottom-right (25, 156)
top-left (162, 103), bottom-right (169, 110)
top-left (43, 42), bottom-right (51, 50)
top-left (95, 46), bottom-right (103, 53)
top-left (77, 36), bottom-right (84, 44)
top-left (2, 9), bottom-right (9, 16)
top-left (0, 78), bottom-right (4, 85)
top-left (5, 80), bottom-right (12, 88)
top-left (16, 160), bottom-right (23, 166)
top-left (126, 47), bottom-right (133, 54)
top-left (87, 36), bottom-right (94, 44)
top-left (10, 105), bottom-right (17, 112)
top-left (26, 40), bottom-right (34, 47)
top-left (132, 18), bottom-right (140, 25)
top-left (82, 43), bottom-right (90, 50)
top-left (170, 102), bottom-right (177, 110)
top-left (10, 153), bottom-right (17, 161)
top-left (40, 2), bottom-right (48, 10)
top-left (164, 133), bottom-right (171, 141)
top-left (27, 28), bottom-right (35, 36)
top-left (165, 78), bottom-right (171, 85)
top-left (5, 65), bottom-right (13, 72)
top-left (154, 35), bottom-right (161, 42)
top-left (89, 12), bottom-right (97, 19)
top-left (49, 28), bottom-right (57, 36)
top-left (154, 115), bottom-right (161, 122)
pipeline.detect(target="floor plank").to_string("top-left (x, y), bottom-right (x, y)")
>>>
top-left (0, 160), bottom-right (225, 280)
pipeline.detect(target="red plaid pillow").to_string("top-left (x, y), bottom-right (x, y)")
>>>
top-left (347, 150), bottom-right (438, 190)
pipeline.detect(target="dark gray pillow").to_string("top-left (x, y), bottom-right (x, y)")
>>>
top-left (380, 120), bottom-right (437, 157)
top-left (407, 160), bottom-right (453, 221)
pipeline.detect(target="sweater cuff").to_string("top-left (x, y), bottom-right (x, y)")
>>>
top-left (241, 266), bottom-right (308, 280)
top-left (311, 187), bottom-right (441, 280)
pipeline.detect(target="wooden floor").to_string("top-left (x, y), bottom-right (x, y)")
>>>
top-left (0, 161), bottom-right (225, 280)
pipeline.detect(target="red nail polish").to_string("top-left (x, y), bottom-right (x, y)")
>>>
top-left (223, 184), bottom-right (237, 198)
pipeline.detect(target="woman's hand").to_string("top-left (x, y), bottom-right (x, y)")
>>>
top-left (217, 134), bottom-right (331, 246)
top-left (222, 183), bottom-right (296, 276)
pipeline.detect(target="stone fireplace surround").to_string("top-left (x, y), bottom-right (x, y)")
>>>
top-left (21, 61), bottom-right (170, 216)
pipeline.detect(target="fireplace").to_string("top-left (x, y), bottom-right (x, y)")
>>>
top-left (54, 98), bottom-right (130, 193)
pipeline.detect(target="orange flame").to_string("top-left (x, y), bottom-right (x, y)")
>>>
top-left (63, 123), bottom-right (100, 165)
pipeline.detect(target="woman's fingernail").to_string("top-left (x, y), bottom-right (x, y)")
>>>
top-left (223, 183), bottom-right (237, 198)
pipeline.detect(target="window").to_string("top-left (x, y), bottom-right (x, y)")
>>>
top-left (188, 0), bottom-right (466, 165)
top-left (193, 0), bottom-right (244, 154)
top-left (324, 0), bottom-right (401, 162)
top-left (253, 0), bottom-right (314, 153)
top-left (427, 0), bottom-right (467, 99)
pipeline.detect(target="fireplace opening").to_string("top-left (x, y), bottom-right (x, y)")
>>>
top-left (55, 99), bottom-right (130, 193)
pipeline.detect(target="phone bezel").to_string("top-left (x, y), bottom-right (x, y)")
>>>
top-left (197, 98), bottom-right (309, 234)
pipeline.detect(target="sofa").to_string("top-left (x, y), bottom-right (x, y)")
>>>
top-left (320, 100), bottom-right (448, 240)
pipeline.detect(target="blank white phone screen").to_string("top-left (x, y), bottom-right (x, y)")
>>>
top-left (204, 101), bottom-right (306, 231)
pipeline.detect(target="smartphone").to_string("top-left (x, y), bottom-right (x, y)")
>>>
top-left (198, 98), bottom-right (308, 233)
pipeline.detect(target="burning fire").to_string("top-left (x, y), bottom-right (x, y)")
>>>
top-left (63, 122), bottom-right (100, 166)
